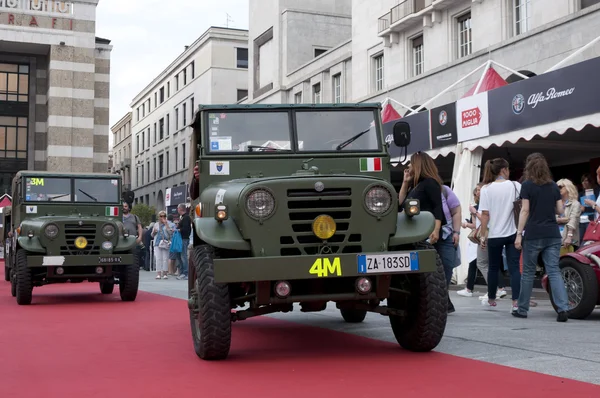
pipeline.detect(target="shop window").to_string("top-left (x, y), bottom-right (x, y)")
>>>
top-left (0, 116), bottom-right (28, 159)
top-left (0, 63), bottom-right (29, 102)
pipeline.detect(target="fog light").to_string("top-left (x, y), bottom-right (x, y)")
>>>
top-left (102, 241), bottom-right (113, 250)
top-left (95, 267), bottom-right (104, 274)
top-left (215, 204), bottom-right (228, 222)
top-left (274, 281), bottom-right (291, 298)
top-left (74, 236), bottom-right (88, 249)
top-left (56, 267), bottom-right (64, 275)
top-left (356, 277), bottom-right (372, 294)
top-left (312, 214), bottom-right (336, 240)
top-left (123, 231), bottom-right (129, 238)
top-left (405, 199), bottom-right (420, 217)
top-left (27, 230), bottom-right (34, 238)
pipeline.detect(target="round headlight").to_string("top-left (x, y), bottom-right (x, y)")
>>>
top-left (44, 223), bottom-right (59, 239)
top-left (102, 224), bottom-right (116, 238)
top-left (245, 188), bottom-right (275, 219)
top-left (365, 186), bottom-right (392, 215)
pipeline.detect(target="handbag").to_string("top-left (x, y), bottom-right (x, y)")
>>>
top-left (169, 230), bottom-right (183, 253)
top-left (511, 181), bottom-right (522, 227)
top-left (156, 224), bottom-right (172, 249)
top-left (583, 220), bottom-right (600, 242)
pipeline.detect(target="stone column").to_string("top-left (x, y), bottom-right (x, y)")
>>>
top-left (93, 39), bottom-right (112, 172)
top-left (45, 44), bottom-right (96, 172)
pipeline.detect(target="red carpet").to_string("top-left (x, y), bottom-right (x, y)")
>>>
top-left (1, 261), bottom-right (599, 398)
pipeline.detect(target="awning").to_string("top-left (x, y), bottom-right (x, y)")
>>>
top-left (381, 102), bottom-right (401, 123)
top-left (0, 194), bottom-right (11, 208)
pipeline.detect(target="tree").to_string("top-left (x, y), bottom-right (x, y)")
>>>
top-left (131, 203), bottom-right (157, 227)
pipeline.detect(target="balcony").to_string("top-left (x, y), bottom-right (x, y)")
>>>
top-left (378, 0), bottom-right (437, 36)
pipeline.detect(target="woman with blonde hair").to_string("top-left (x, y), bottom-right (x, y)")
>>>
top-left (151, 210), bottom-right (174, 279)
top-left (556, 178), bottom-right (581, 249)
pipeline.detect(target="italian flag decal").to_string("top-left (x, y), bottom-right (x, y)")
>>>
top-left (360, 158), bottom-right (382, 172)
top-left (106, 206), bottom-right (119, 216)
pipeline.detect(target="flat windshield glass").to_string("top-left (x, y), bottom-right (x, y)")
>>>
top-left (206, 111), bottom-right (292, 153)
top-left (74, 178), bottom-right (120, 203)
top-left (24, 177), bottom-right (71, 202)
top-left (295, 110), bottom-right (380, 152)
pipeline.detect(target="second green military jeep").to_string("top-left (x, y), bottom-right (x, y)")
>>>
top-left (187, 104), bottom-right (447, 360)
top-left (5, 171), bottom-right (139, 305)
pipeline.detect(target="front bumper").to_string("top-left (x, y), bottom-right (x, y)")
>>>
top-left (213, 249), bottom-right (437, 283)
top-left (26, 254), bottom-right (135, 267)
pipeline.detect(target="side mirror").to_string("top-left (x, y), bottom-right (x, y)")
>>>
top-left (393, 121), bottom-right (411, 147)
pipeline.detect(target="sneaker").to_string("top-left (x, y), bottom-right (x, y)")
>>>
top-left (512, 311), bottom-right (527, 318)
top-left (557, 311), bottom-right (568, 322)
top-left (162, 275), bottom-right (168, 279)
top-left (482, 299), bottom-right (497, 308)
top-left (177, 274), bottom-right (188, 280)
top-left (456, 289), bottom-right (473, 297)
top-left (479, 293), bottom-right (488, 300)
top-left (510, 304), bottom-right (518, 313)
top-left (155, 274), bottom-right (161, 279)
top-left (497, 289), bottom-right (507, 298)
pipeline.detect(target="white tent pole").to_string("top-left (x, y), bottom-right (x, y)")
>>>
top-left (490, 61), bottom-right (531, 79)
top-left (545, 35), bottom-right (600, 73)
top-left (407, 61), bottom-right (488, 116)
top-left (386, 97), bottom-right (414, 112)
top-left (473, 60), bottom-right (492, 95)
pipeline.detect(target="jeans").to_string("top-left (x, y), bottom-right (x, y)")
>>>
top-left (487, 233), bottom-right (521, 300)
top-left (518, 238), bottom-right (569, 314)
top-left (476, 244), bottom-right (505, 289)
top-left (174, 239), bottom-right (190, 277)
top-left (466, 259), bottom-right (477, 291)
top-left (434, 234), bottom-right (456, 286)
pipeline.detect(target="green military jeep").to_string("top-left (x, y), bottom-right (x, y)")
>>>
top-left (5, 171), bottom-right (139, 305)
top-left (187, 104), bottom-right (447, 360)
top-left (2, 206), bottom-right (12, 281)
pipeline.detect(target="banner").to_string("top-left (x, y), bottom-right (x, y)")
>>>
top-left (488, 56), bottom-right (600, 136)
top-left (430, 103), bottom-right (457, 148)
top-left (386, 110), bottom-right (431, 159)
top-left (456, 91), bottom-right (490, 142)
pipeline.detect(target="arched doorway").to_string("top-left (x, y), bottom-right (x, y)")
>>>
top-left (506, 70), bottom-right (537, 84)
top-left (156, 190), bottom-right (164, 212)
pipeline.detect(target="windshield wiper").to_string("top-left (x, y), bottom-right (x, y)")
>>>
top-left (247, 145), bottom-right (291, 152)
top-left (78, 189), bottom-right (98, 202)
top-left (336, 128), bottom-right (371, 151)
top-left (48, 193), bottom-right (70, 201)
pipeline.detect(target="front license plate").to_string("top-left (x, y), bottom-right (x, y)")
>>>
top-left (357, 252), bottom-right (419, 274)
top-left (99, 256), bottom-right (122, 264)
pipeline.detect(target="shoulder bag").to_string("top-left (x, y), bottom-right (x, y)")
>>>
top-left (511, 181), bottom-right (522, 228)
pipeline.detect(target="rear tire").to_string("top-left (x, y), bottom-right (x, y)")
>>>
top-left (4, 265), bottom-right (10, 281)
top-left (119, 250), bottom-right (139, 302)
top-left (389, 241), bottom-right (447, 352)
top-left (189, 245), bottom-right (231, 360)
top-left (340, 308), bottom-right (367, 323)
top-left (15, 249), bottom-right (33, 305)
top-left (100, 281), bottom-right (115, 294)
top-left (549, 258), bottom-right (598, 320)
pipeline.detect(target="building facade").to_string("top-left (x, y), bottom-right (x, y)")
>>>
top-left (130, 27), bottom-right (248, 210)
top-left (248, 0), bottom-right (600, 112)
top-left (0, 0), bottom-right (112, 195)
top-left (110, 111), bottom-right (132, 189)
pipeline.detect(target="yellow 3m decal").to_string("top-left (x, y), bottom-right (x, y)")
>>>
top-left (309, 258), bottom-right (342, 278)
top-left (30, 178), bottom-right (44, 186)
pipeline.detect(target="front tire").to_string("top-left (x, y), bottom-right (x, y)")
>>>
top-left (15, 249), bottom-right (33, 305)
top-left (340, 308), bottom-right (367, 323)
top-left (119, 250), bottom-right (139, 302)
top-left (189, 245), bottom-right (231, 360)
top-left (388, 241), bottom-right (447, 352)
top-left (549, 258), bottom-right (598, 320)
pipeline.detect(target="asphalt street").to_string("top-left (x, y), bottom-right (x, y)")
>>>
top-left (138, 270), bottom-right (600, 385)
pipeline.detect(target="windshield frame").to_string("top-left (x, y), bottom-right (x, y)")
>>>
top-left (201, 108), bottom-right (384, 157)
top-left (22, 177), bottom-right (122, 205)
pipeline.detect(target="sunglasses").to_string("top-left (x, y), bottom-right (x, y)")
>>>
top-left (558, 185), bottom-right (564, 189)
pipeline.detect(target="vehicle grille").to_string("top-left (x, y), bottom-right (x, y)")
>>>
top-left (60, 223), bottom-right (101, 256)
top-left (281, 188), bottom-right (362, 256)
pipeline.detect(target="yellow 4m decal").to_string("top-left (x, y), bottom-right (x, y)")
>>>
top-left (309, 257), bottom-right (342, 278)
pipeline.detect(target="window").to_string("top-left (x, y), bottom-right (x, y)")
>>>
top-left (190, 97), bottom-right (194, 119)
top-left (140, 165), bottom-right (144, 185)
top-left (153, 123), bottom-right (157, 144)
top-left (0, 63), bottom-right (29, 102)
top-left (294, 92), bottom-right (302, 104)
top-left (141, 131), bottom-right (145, 151)
top-left (183, 69), bottom-right (187, 85)
top-left (0, 116), bottom-right (27, 159)
top-left (458, 13), bottom-right (472, 58)
top-left (146, 161), bottom-right (150, 182)
top-left (167, 82), bottom-right (170, 97)
top-left (159, 118), bottom-right (164, 141)
top-left (253, 28), bottom-right (274, 96)
top-left (312, 83), bottom-right (321, 104)
top-left (137, 108), bottom-right (140, 121)
top-left (237, 89), bottom-right (248, 101)
top-left (175, 108), bottom-right (179, 130)
top-left (332, 74), bottom-right (341, 103)
top-left (166, 114), bottom-right (170, 136)
top-left (147, 127), bottom-right (150, 147)
top-left (175, 147), bottom-right (179, 172)
top-left (142, 103), bottom-right (145, 117)
top-left (136, 134), bottom-right (140, 154)
top-left (373, 54), bottom-right (384, 92)
top-left (158, 155), bottom-right (163, 178)
top-left (153, 158), bottom-right (157, 180)
top-left (166, 151), bottom-right (170, 175)
top-left (175, 74), bottom-right (179, 91)
top-left (514, 0), bottom-right (531, 35)
top-left (236, 48), bottom-right (248, 69)
top-left (182, 143), bottom-right (186, 169)
top-left (154, 92), bottom-right (157, 108)
top-left (582, 0), bottom-right (600, 8)
top-left (412, 35), bottom-right (424, 76)
top-left (159, 87), bottom-right (165, 103)
top-left (183, 103), bottom-right (187, 126)
top-left (190, 61), bottom-right (195, 79)
top-left (314, 48), bottom-right (327, 58)
top-left (136, 167), bottom-right (140, 187)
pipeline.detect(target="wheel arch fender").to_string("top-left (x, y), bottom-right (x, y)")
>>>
top-left (192, 217), bottom-right (251, 251)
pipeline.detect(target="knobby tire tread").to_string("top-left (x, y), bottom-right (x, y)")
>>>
top-left (119, 250), bottom-right (139, 302)
top-left (15, 249), bottom-right (33, 305)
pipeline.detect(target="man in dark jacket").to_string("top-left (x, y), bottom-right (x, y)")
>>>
top-left (175, 203), bottom-right (192, 280)
top-left (190, 164), bottom-right (200, 200)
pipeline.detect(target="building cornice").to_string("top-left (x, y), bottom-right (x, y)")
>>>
top-left (111, 112), bottom-right (132, 132)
